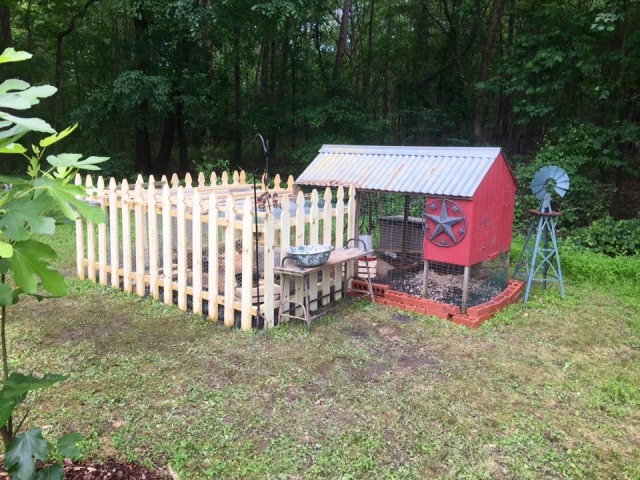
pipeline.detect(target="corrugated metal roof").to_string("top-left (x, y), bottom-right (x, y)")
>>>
top-left (295, 145), bottom-right (505, 198)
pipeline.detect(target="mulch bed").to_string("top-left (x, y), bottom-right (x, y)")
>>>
top-left (0, 459), bottom-right (170, 480)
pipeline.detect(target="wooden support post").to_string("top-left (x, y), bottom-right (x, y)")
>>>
top-left (503, 251), bottom-right (510, 285)
top-left (421, 260), bottom-right (430, 298)
top-left (75, 174), bottom-right (85, 280)
top-left (461, 265), bottom-right (471, 314)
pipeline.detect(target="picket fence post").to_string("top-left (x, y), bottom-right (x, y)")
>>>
top-left (176, 186), bottom-right (187, 311)
top-left (334, 186), bottom-right (345, 300)
top-left (148, 179), bottom-right (159, 300)
top-left (108, 178), bottom-right (119, 288)
top-left (75, 174), bottom-right (85, 280)
top-left (279, 192), bottom-right (292, 322)
top-left (322, 187), bottom-right (333, 306)
top-left (134, 181), bottom-right (145, 296)
top-left (192, 188), bottom-right (203, 315)
top-left (308, 190), bottom-right (320, 311)
top-left (223, 194), bottom-right (235, 327)
top-left (162, 183), bottom-right (173, 305)
top-left (121, 179), bottom-right (132, 292)
top-left (207, 191), bottom-right (219, 321)
top-left (84, 175), bottom-right (96, 282)
top-left (240, 197), bottom-right (254, 330)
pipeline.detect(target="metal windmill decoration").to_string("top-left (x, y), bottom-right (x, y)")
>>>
top-left (514, 166), bottom-right (570, 302)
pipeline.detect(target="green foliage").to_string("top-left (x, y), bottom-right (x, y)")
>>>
top-left (565, 216), bottom-right (640, 256)
top-left (4, 428), bottom-right (48, 479)
top-left (0, 373), bottom-right (69, 427)
top-left (559, 243), bottom-right (640, 287)
top-left (0, 48), bottom-right (107, 480)
top-left (513, 123), bottom-right (638, 232)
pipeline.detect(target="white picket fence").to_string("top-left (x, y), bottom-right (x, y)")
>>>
top-left (75, 170), bottom-right (358, 330)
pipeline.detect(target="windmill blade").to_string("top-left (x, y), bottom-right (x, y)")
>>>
top-left (531, 166), bottom-right (553, 199)
top-left (531, 165), bottom-right (570, 199)
top-left (552, 168), bottom-right (570, 197)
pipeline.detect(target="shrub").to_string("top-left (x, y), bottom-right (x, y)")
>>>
top-left (512, 122), bottom-right (635, 233)
top-left (564, 216), bottom-right (640, 257)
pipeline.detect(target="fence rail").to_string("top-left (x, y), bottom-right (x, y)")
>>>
top-left (76, 171), bottom-right (357, 329)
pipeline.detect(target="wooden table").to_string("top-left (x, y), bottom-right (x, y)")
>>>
top-left (275, 242), bottom-right (375, 331)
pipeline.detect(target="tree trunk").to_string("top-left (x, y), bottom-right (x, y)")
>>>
top-left (260, 40), bottom-right (270, 104)
top-left (234, 33), bottom-right (243, 163)
top-left (135, 125), bottom-right (152, 174)
top-left (382, 6), bottom-right (391, 120)
top-left (0, 5), bottom-right (11, 53)
top-left (270, 39), bottom-right (276, 103)
top-left (269, 27), bottom-right (290, 160)
top-left (53, 0), bottom-right (99, 128)
top-left (25, 0), bottom-right (33, 51)
top-left (176, 103), bottom-right (189, 175)
top-left (133, 10), bottom-right (152, 174)
top-left (314, 23), bottom-right (327, 84)
top-left (473, 0), bottom-right (505, 142)
top-left (364, 0), bottom-right (375, 92)
top-left (55, 0), bottom-right (100, 92)
top-left (334, 0), bottom-right (352, 80)
top-left (153, 112), bottom-right (177, 175)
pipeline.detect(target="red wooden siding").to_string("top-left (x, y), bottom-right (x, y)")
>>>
top-left (423, 152), bottom-right (516, 267)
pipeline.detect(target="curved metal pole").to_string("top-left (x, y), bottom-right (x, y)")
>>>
top-left (251, 133), bottom-right (270, 327)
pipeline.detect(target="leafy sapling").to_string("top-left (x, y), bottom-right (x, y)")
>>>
top-left (0, 48), bottom-right (108, 480)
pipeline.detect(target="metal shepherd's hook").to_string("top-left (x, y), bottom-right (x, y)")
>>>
top-left (251, 133), bottom-right (270, 329)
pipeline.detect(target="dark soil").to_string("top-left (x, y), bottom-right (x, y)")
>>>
top-left (0, 459), bottom-right (169, 480)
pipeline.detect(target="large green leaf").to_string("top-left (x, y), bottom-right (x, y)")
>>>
top-left (0, 194), bottom-right (56, 241)
top-left (9, 239), bottom-right (66, 295)
top-left (21, 85), bottom-right (57, 105)
top-left (0, 123), bottom-right (29, 141)
top-left (0, 142), bottom-right (27, 154)
top-left (0, 395), bottom-right (19, 428)
top-left (0, 241), bottom-right (13, 258)
top-left (39, 124), bottom-right (78, 148)
top-left (0, 48), bottom-right (32, 64)
top-left (0, 93), bottom-right (32, 110)
top-left (46, 153), bottom-right (109, 171)
top-left (0, 174), bottom-right (28, 185)
top-left (0, 373), bottom-right (68, 426)
top-left (33, 177), bottom-right (106, 224)
top-left (0, 112), bottom-right (54, 133)
top-left (0, 79), bottom-right (30, 94)
top-left (57, 432), bottom-right (82, 458)
top-left (4, 428), bottom-right (48, 479)
top-left (1, 372), bottom-right (69, 399)
top-left (36, 465), bottom-right (64, 480)
top-left (0, 281), bottom-right (13, 306)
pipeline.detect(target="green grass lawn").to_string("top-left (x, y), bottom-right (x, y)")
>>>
top-left (6, 223), bottom-right (640, 479)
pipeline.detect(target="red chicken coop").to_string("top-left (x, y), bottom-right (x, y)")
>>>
top-left (296, 145), bottom-right (517, 314)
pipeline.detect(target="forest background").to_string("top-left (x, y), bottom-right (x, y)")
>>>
top-left (0, 0), bottom-right (638, 235)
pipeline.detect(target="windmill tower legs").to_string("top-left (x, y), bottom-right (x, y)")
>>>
top-left (514, 211), bottom-right (565, 302)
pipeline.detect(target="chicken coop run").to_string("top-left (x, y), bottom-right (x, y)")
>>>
top-left (75, 170), bottom-right (360, 330)
top-left (296, 145), bottom-right (517, 313)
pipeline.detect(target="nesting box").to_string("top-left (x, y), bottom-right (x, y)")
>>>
top-left (378, 215), bottom-right (423, 253)
top-left (421, 150), bottom-right (516, 266)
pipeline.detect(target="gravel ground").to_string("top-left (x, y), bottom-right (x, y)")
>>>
top-left (373, 270), bottom-right (504, 307)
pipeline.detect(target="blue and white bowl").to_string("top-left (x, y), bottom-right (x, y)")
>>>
top-left (287, 245), bottom-right (334, 267)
